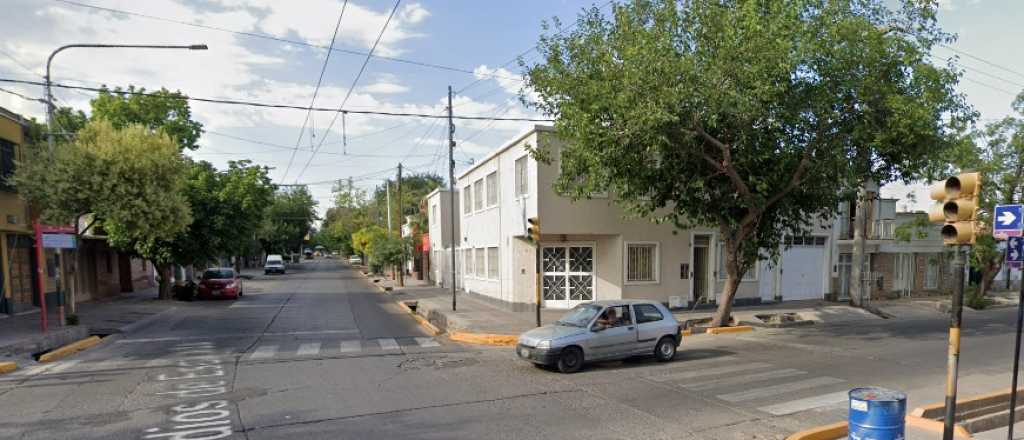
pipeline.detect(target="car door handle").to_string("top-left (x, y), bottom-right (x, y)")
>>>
top-left (627, 326), bottom-right (635, 331)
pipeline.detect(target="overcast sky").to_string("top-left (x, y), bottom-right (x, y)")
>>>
top-left (0, 0), bottom-right (1021, 217)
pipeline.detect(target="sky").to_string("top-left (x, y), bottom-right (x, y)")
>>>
top-left (0, 0), bottom-right (1021, 218)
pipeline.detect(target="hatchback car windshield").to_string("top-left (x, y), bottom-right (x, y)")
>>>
top-left (555, 304), bottom-right (603, 327)
top-left (203, 269), bottom-right (235, 280)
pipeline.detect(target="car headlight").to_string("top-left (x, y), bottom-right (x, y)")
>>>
top-left (535, 340), bottom-right (551, 349)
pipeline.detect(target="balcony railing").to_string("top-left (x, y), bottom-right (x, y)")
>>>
top-left (839, 218), bottom-right (895, 240)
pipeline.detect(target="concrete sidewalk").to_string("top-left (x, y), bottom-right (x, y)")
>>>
top-left (0, 286), bottom-right (174, 363)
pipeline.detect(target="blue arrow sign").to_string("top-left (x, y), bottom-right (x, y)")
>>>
top-left (1010, 237), bottom-right (1024, 263)
top-left (994, 204), bottom-right (1024, 239)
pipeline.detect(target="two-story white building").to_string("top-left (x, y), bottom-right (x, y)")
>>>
top-left (454, 125), bottom-right (837, 310)
top-left (425, 188), bottom-right (461, 289)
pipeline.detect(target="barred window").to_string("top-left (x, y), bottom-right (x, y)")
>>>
top-left (626, 243), bottom-right (658, 283)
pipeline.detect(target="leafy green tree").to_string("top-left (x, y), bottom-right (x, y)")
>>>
top-left (259, 187), bottom-right (318, 255)
top-left (352, 225), bottom-right (387, 262)
top-left (24, 107), bottom-right (88, 144)
top-left (321, 185), bottom-right (374, 255)
top-left (372, 173), bottom-right (443, 224)
top-left (14, 120), bottom-right (192, 299)
top-left (524, 0), bottom-right (973, 326)
top-left (91, 86), bottom-right (203, 151)
top-left (367, 234), bottom-right (408, 275)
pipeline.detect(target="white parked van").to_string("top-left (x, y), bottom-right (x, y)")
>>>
top-left (264, 254), bottom-right (286, 275)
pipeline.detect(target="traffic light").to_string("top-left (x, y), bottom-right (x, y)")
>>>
top-left (527, 217), bottom-right (540, 242)
top-left (929, 172), bottom-right (981, 245)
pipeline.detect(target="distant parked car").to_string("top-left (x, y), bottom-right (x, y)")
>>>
top-left (348, 255), bottom-right (362, 265)
top-left (197, 268), bottom-right (243, 300)
top-left (516, 300), bottom-right (682, 373)
top-left (264, 254), bottom-right (286, 275)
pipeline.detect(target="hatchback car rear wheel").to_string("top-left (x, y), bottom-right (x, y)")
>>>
top-left (557, 346), bottom-right (584, 374)
top-left (654, 336), bottom-right (676, 362)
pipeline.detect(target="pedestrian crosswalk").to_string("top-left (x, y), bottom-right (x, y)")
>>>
top-left (245, 337), bottom-right (443, 360)
top-left (644, 355), bottom-right (851, 416)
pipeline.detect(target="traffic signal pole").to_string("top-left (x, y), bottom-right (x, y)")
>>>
top-left (943, 245), bottom-right (966, 440)
top-left (1008, 249), bottom-right (1024, 440)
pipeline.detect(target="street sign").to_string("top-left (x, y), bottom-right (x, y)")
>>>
top-left (1009, 237), bottom-right (1024, 268)
top-left (994, 204), bottom-right (1024, 239)
top-left (41, 233), bottom-right (76, 249)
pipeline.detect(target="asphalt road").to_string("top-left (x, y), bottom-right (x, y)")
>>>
top-left (1, 259), bottom-right (1022, 439)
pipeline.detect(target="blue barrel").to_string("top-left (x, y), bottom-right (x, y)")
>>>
top-left (848, 387), bottom-right (906, 440)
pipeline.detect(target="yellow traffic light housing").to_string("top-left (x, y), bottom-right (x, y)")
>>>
top-left (929, 172), bottom-right (981, 245)
top-left (527, 217), bottom-right (540, 242)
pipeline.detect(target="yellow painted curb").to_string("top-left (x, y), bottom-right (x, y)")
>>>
top-left (0, 361), bottom-right (17, 375)
top-left (449, 331), bottom-right (518, 346)
top-left (397, 301), bottom-right (443, 336)
top-left (912, 386), bottom-right (1020, 418)
top-left (706, 325), bottom-right (754, 335)
top-left (905, 415), bottom-right (972, 438)
top-left (682, 329), bottom-right (693, 336)
top-left (38, 336), bottom-right (101, 363)
top-left (785, 421), bottom-right (847, 440)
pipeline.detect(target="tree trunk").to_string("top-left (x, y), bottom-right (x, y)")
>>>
top-left (156, 262), bottom-right (173, 300)
top-left (710, 236), bottom-right (747, 327)
top-left (977, 255), bottom-right (1004, 298)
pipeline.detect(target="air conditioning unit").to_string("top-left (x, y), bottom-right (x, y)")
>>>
top-left (668, 296), bottom-right (684, 309)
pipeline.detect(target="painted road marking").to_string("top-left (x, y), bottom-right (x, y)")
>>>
top-left (758, 391), bottom-right (851, 415)
top-left (46, 360), bottom-right (81, 374)
top-left (339, 340), bottom-right (361, 353)
top-left (717, 376), bottom-right (845, 402)
top-left (249, 345), bottom-right (278, 360)
top-left (415, 337), bottom-right (440, 348)
top-left (647, 362), bottom-right (770, 382)
top-left (297, 342), bottom-right (322, 356)
top-left (117, 329), bottom-right (359, 343)
top-left (377, 338), bottom-right (400, 350)
top-left (683, 368), bottom-right (807, 391)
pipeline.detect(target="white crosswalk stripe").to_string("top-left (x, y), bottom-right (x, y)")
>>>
top-left (339, 340), bottom-right (361, 353)
top-left (415, 337), bottom-right (440, 348)
top-left (46, 360), bottom-right (80, 374)
top-left (683, 368), bottom-right (806, 391)
top-left (716, 376), bottom-right (845, 402)
top-left (377, 338), bottom-right (400, 350)
top-left (758, 391), bottom-right (850, 416)
top-left (297, 342), bottom-right (321, 356)
top-left (647, 362), bottom-right (771, 382)
top-left (249, 345), bottom-right (278, 360)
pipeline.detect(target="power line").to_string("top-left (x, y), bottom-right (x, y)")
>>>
top-left (0, 78), bottom-right (557, 122)
top-left (292, 0), bottom-right (402, 183)
top-left (281, 1), bottom-right (349, 182)
top-left (0, 87), bottom-right (44, 103)
top-left (929, 53), bottom-right (1024, 90)
top-left (204, 130), bottom-right (436, 159)
top-left (53, 0), bottom-right (523, 83)
top-left (940, 44), bottom-right (1024, 82)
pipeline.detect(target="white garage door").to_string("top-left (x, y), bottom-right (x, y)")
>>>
top-left (779, 236), bottom-right (827, 301)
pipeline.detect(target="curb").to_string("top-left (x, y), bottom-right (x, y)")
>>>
top-left (38, 336), bottom-right (101, 363)
top-left (905, 415), bottom-right (972, 438)
top-left (785, 421), bottom-right (847, 440)
top-left (0, 361), bottom-right (17, 375)
top-left (397, 301), bottom-right (443, 336)
top-left (448, 331), bottom-right (518, 346)
top-left (706, 325), bottom-right (754, 335)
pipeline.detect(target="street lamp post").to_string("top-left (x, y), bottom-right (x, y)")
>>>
top-left (44, 43), bottom-right (208, 149)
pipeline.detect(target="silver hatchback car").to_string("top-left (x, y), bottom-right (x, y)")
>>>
top-left (516, 300), bottom-right (682, 373)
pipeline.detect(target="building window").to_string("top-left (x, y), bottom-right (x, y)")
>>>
top-left (486, 171), bottom-right (498, 207)
top-left (625, 242), bottom-right (659, 283)
top-left (515, 156), bottom-right (528, 196)
top-left (542, 245), bottom-right (595, 306)
top-left (467, 249), bottom-right (475, 276)
top-left (0, 139), bottom-right (15, 191)
top-left (463, 187), bottom-right (472, 215)
top-left (716, 243), bottom-right (756, 281)
top-left (475, 247), bottom-right (485, 278)
top-left (487, 247), bottom-right (499, 279)
top-left (431, 204), bottom-right (438, 223)
top-left (473, 179), bottom-right (484, 211)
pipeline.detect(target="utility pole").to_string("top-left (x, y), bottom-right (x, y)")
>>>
top-left (386, 180), bottom-right (393, 234)
top-left (447, 86), bottom-right (458, 311)
top-left (397, 163), bottom-right (404, 287)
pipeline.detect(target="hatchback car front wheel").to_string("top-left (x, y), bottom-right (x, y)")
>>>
top-left (557, 346), bottom-right (584, 374)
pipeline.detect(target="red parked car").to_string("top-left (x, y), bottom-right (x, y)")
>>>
top-left (197, 268), bottom-right (243, 300)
